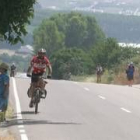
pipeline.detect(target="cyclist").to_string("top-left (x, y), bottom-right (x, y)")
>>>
top-left (10, 63), bottom-right (16, 77)
top-left (27, 48), bottom-right (52, 107)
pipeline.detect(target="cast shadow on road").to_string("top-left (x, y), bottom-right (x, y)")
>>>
top-left (21, 111), bottom-right (36, 115)
top-left (1, 115), bottom-right (81, 128)
top-left (1, 119), bottom-right (81, 127)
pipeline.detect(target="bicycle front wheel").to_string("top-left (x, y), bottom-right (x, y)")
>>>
top-left (35, 101), bottom-right (38, 114)
top-left (34, 89), bottom-right (40, 114)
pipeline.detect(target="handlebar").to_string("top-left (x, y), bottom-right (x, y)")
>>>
top-left (27, 74), bottom-right (31, 77)
top-left (26, 74), bottom-right (51, 79)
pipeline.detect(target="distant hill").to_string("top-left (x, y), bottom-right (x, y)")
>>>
top-left (37, 0), bottom-right (140, 7)
top-left (28, 9), bottom-right (140, 43)
top-left (36, 0), bottom-right (140, 15)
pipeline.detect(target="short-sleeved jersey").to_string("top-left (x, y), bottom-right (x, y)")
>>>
top-left (31, 56), bottom-right (50, 74)
top-left (0, 73), bottom-right (9, 98)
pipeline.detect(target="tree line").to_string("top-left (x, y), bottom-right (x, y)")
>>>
top-left (32, 12), bottom-right (139, 79)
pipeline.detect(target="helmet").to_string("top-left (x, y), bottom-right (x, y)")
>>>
top-left (130, 62), bottom-right (133, 65)
top-left (12, 63), bottom-right (15, 66)
top-left (0, 63), bottom-right (9, 70)
top-left (38, 48), bottom-right (46, 54)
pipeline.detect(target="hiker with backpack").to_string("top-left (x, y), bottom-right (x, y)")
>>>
top-left (126, 62), bottom-right (135, 87)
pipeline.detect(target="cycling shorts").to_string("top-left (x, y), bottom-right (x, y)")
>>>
top-left (31, 73), bottom-right (43, 83)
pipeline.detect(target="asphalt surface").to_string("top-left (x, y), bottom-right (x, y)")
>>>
top-left (6, 75), bottom-right (140, 140)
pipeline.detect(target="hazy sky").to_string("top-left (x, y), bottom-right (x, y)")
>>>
top-left (37, 0), bottom-right (139, 8)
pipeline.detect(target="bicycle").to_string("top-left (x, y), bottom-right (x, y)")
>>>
top-left (27, 75), bottom-right (48, 114)
top-left (33, 86), bottom-right (47, 114)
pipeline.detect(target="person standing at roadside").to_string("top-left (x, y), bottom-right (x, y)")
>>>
top-left (126, 62), bottom-right (135, 87)
top-left (96, 64), bottom-right (103, 83)
top-left (0, 62), bottom-right (9, 122)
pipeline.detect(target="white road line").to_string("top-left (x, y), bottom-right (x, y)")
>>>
top-left (17, 114), bottom-right (22, 120)
top-left (19, 129), bottom-right (26, 133)
top-left (121, 108), bottom-right (131, 113)
top-left (17, 120), bottom-right (24, 124)
top-left (12, 77), bottom-right (29, 140)
top-left (84, 87), bottom-right (89, 91)
top-left (18, 125), bottom-right (24, 128)
top-left (98, 95), bottom-right (106, 100)
top-left (12, 77), bottom-right (23, 115)
top-left (21, 134), bottom-right (28, 140)
top-left (73, 82), bottom-right (78, 84)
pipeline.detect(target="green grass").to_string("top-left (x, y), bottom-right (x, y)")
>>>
top-left (70, 74), bottom-right (96, 82)
top-left (0, 104), bottom-right (14, 122)
top-left (0, 104), bottom-right (15, 140)
top-left (6, 105), bottom-right (14, 119)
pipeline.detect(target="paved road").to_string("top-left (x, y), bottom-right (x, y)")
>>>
top-left (7, 76), bottom-right (140, 140)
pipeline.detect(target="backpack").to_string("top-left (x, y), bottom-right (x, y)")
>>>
top-left (127, 66), bottom-right (134, 76)
top-left (97, 66), bottom-right (102, 74)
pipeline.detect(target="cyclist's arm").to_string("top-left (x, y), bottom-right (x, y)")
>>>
top-left (47, 64), bottom-right (52, 76)
top-left (27, 61), bottom-right (33, 74)
top-left (45, 57), bottom-right (52, 77)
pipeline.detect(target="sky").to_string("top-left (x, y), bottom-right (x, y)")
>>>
top-left (37, 0), bottom-right (139, 9)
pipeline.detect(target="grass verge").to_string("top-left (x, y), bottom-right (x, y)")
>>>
top-left (0, 104), bottom-right (16, 140)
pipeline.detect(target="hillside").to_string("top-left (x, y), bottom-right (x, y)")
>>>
top-left (28, 9), bottom-right (140, 43)
top-left (1, 9), bottom-right (140, 50)
top-left (37, 0), bottom-right (140, 10)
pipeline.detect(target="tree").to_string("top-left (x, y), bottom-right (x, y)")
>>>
top-left (51, 48), bottom-right (92, 79)
top-left (33, 12), bottom-right (105, 53)
top-left (83, 16), bottom-right (105, 48)
top-left (90, 38), bottom-right (121, 70)
top-left (0, 0), bottom-right (36, 44)
top-left (33, 20), bottom-right (64, 57)
top-left (65, 14), bottom-right (87, 47)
